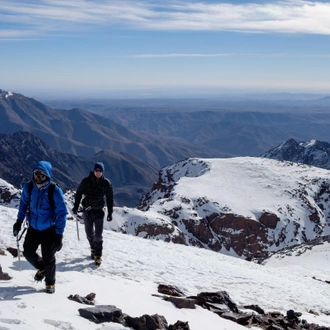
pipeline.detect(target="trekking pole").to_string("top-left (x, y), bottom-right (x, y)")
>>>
top-left (16, 235), bottom-right (21, 271)
top-left (76, 206), bottom-right (91, 241)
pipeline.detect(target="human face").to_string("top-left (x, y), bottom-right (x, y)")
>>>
top-left (94, 169), bottom-right (103, 178)
top-left (34, 170), bottom-right (47, 184)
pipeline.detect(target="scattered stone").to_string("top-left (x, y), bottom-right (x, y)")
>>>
top-left (195, 291), bottom-right (239, 313)
top-left (158, 284), bottom-right (185, 297)
top-left (125, 313), bottom-right (168, 330)
top-left (243, 304), bottom-right (265, 314)
top-left (308, 309), bottom-right (320, 316)
top-left (0, 248), bottom-right (5, 255)
top-left (78, 286), bottom-right (330, 330)
top-left (287, 309), bottom-right (301, 323)
top-left (78, 305), bottom-right (124, 324)
top-left (221, 311), bottom-right (251, 325)
top-left (0, 264), bottom-right (12, 280)
top-left (163, 296), bottom-right (195, 309)
top-left (68, 293), bottom-right (96, 305)
top-left (6, 247), bottom-right (18, 257)
top-left (168, 320), bottom-right (190, 330)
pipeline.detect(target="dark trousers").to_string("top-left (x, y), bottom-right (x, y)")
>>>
top-left (23, 226), bottom-right (56, 285)
top-left (82, 209), bottom-right (104, 257)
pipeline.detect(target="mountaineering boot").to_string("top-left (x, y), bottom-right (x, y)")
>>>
top-left (90, 249), bottom-right (95, 260)
top-left (45, 284), bottom-right (55, 294)
top-left (34, 269), bottom-right (45, 282)
top-left (94, 255), bottom-right (102, 267)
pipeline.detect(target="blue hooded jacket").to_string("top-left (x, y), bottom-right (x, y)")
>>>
top-left (17, 161), bottom-right (68, 235)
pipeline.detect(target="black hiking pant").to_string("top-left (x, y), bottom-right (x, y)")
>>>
top-left (82, 209), bottom-right (104, 257)
top-left (23, 226), bottom-right (56, 285)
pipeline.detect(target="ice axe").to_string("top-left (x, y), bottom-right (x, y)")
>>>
top-left (75, 206), bottom-right (91, 241)
top-left (15, 220), bottom-right (29, 271)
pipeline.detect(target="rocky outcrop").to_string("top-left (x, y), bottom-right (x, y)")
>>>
top-left (76, 284), bottom-right (330, 330)
top-left (78, 304), bottom-right (190, 329)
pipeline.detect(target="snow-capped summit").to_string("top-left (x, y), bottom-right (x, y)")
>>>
top-left (0, 89), bottom-right (14, 98)
top-left (261, 138), bottom-right (330, 170)
top-left (110, 157), bottom-right (330, 260)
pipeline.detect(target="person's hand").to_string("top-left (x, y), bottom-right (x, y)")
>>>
top-left (52, 234), bottom-right (63, 252)
top-left (107, 214), bottom-right (112, 222)
top-left (13, 220), bottom-right (22, 237)
top-left (72, 207), bottom-right (78, 215)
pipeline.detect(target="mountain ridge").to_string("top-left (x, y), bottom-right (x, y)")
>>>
top-left (0, 131), bottom-right (157, 207)
top-left (0, 89), bottom-right (229, 169)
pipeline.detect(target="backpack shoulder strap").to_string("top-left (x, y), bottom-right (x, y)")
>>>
top-left (27, 180), bottom-right (33, 196)
top-left (48, 182), bottom-right (57, 209)
top-left (27, 180), bottom-right (33, 212)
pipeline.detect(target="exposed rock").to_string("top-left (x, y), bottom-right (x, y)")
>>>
top-left (125, 314), bottom-right (168, 330)
top-left (168, 321), bottom-right (190, 330)
top-left (259, 212), bottom-right (280, 229)
top-left (163, 296), bottom-right (196, 309)
top-left (243, 304), bottom-right (265, 314)
top-left (135, 223), bottom-right (186, 245)
top-left (221, 311), bottom-right (251, 325)
top-left (78, 304), bottom-right (190, 329)
top-left (194, 291), bottom-right (239, 313)
top-left (158, 284), bottom-right (185, 297)
top-left (0, 264), bottom-right (12, 280)
top-left (76, 286), bottom-right (329, 330)
top-left (78, 305), bottom-right (124, 324)
top-left (0, 248), bottom-right (5, 255)
top-left (7, 247), bottom-right (18, 257)
top-left (68, 293), bottom-right (96, 305)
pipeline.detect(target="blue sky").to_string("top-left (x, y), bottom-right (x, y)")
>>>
top-left (1, 0), bottom-right (330, 99)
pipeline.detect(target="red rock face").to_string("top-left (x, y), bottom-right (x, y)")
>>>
top-left (259, 212), bottom-right (280, 229)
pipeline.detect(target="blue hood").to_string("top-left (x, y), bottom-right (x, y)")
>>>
top-left (33, 161), bottom-right (52, 180)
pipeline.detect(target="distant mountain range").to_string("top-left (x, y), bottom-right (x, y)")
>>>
top-left (0, 89), bottom-right (228, 169)
top-left (46, 96), bottom-right (330, 157)
top-left (3, 88), bottom-right (330, 209)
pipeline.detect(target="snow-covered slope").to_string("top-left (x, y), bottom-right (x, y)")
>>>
top-left (1, 195), bottom-right (330, 330)
top-left (1, 169), bottom-right (330, 329)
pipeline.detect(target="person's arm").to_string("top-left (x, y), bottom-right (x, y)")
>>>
top-left (73, 180), bottom-right (85, 211)
top-left (17, 182), bottom-right (30, 221)
top-left (105, 180), bottom-right (114, 215)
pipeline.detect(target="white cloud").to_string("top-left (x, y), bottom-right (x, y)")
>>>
top-left (131, 53), bottom-right (230, 58)
top-left (1, 0), bottom-right (330, 39)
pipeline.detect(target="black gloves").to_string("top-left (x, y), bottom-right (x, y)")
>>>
top-left (13, 220), bottom-right (22, 237)
top-left (52, 234), bottom-right (63, 252)
top-left (107, 214), bottom-right (112, 222)
top-left (72, 207), bottom-right (78, 215)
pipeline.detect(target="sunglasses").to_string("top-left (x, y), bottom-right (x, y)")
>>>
top-left (94, 169), bottom-right (103, 172)
top-left (34, 171), bottom-right (47, 180)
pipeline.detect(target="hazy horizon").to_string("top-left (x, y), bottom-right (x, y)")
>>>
top-left (1, 0), bottom-right (330, 99)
